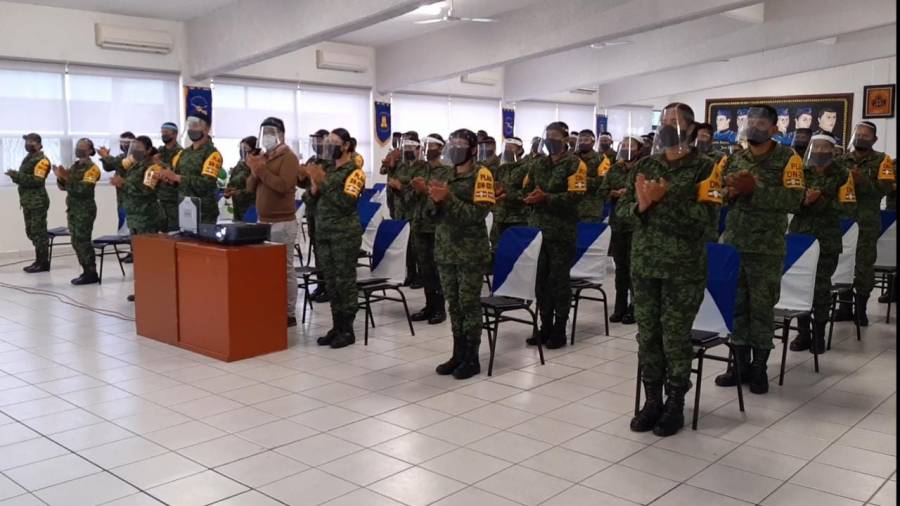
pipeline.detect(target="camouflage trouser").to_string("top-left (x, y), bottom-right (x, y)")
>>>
top-left (406, 235), bottom-right (419, 282)
top-left (438, 262), bottom-right (482, 344)
top-left (853, 225), bottom-right (879, 298)
top-left (127, 204), bottom-right (163, 236)
top-left (633, 276), bottom-right (704, 390)
top-left (67, 202), bottom-right (96, 272)
top-left (732, 253), bottom-right (783, 350)
top-left (200, 200), bottom-right (218, 225)
top-left (318, 233), bottom-right (361, 326)
top-left (609, 230), bottom-right (632, 303)
top-left (160, 201), bottom-right (180, 232)
top-left (577, 195), bottom-right (604, 223)
top-left (22, 206), bottom-right (49, 263)
top-left (305, 204), bottom-right (322, 273)
top-left (413, 232), bottom-right (441, 305)
top-left (536, 238), bottom-right (575, 321)
top-left (813, 251), bottom-right (839, 322)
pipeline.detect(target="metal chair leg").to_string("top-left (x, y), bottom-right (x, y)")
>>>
top-left (693, 350), bottom-right (704, 430)
top-left (570, 290), bottom-right (581, 345)
top-left (731, 344), bottom-right (745, 412)
top-left (778, 317), bottom-right (789, 386)
top-left (827, 292), bottom-right (837, 351)
top-left (97, 246), bottom-right (105, 285)
top-left (634, 362), bottom-right (642, 417)
top-left (487, 311), bottom-right (501, 377)
top-left (363, 291), bottom-right (373, 345)
top-left (113, 244), bottom-right (126, 276)
top-left (394, 287), bottom-right (415, 336)
top-left (527, 307), bottom-right (544, 365)
top-left (602, 288), bottom-right (610, 336)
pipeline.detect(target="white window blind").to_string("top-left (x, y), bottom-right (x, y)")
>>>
top-left (515, 101), bottom-right (557, 141)
top-left (392, 93), bottom-right (450, 142)
top-left (449, 97), bottom-right (501, 141)
top-left (298, 86), bottom-right (371, 170)
top-left (558, 103), bottom-right (595, 134)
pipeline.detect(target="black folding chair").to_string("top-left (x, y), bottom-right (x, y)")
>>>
top-left (874, 266), bottom-right (896, 324)
top-left (827, 283), bottom-right (861, 350)
top-left (569, 278), bottom-right (609, 345)
top-left (92, 235), bottom-right (131, 284)
top-left (47, 227), bottom-right (70, 268)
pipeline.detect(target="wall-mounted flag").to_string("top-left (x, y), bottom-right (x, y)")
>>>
top-left (595, 114), bottom-right (608, 135)
top-left (184, 86), bottom-right (212, 123)
top-left (375, 101), bottom-right (392, 146)
top-left (502, 108), bottom-right (515, 138)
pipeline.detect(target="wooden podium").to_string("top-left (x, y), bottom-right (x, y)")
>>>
top-left (132, 234), bottom-right (287, 362)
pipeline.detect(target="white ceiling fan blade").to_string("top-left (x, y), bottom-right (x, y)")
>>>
top-left (414, 18), bottom-right (446, 24)
top-left (466, 17), bottom-right (496, 22)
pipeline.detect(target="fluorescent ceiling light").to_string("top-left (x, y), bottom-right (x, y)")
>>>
top-left (590, 40), bottom-right (633, 49)
top-left (413, 1), bottom-right (446, 16)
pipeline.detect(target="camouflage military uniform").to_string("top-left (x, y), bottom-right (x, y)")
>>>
top-left (316, 160), bottom-right (365, 332)
top-left (100, 153), bottom-right (132, 211)
top-left (600, 159), bottom-right (635, 316)
top-left (482, 156), bottom-right (501, 177)
top-left (838, 150), bottom-right (894, 299)
top-left (616, 150), bottom-right (719, 391)
top-left (123, 161), bottom-right (163, 235)
top-left (10, 152), bottom-right (51, 265)
top-left (58, 161), bottom-right (100, 273)
top-left (789, 161), bottom-right (855, 322)
top-left (722, 143), bottom-right (805, 350)
top-left (156, 143), bottom-right (182, 231)
top-left (394, 159), bottom-right (421, 283)
top-left (490, 158), bottom-right (531, 247)
top-left (226, 161), bottom-right (255, 221)
top-left (600, 148), bottom-right (618, 164)
top-left (433, 165), bottom-right (494, 354)
top-left (172, 141), bottom-right (222, 225)
top-left (576, 151), bottom-right (610, 222)
top-left (407, 160), bottom-right (451, 318)
top-left (524, 152), bottom-right (586, 341)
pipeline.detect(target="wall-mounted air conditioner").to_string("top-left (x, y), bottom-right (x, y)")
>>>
top-left (95, 24), bottom-right (173, 54)
top-left (316, 49), bottom-right (369, 73)
top-left (460, 69), bottom-right (501, 86)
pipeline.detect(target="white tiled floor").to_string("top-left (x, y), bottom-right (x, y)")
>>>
top-left (0, 252), bottom-right (895, 505)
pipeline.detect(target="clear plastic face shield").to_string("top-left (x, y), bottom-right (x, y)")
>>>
top-left (183, 116), bottom-right (208, 145)
top-left (694, 129), bottom-right (714, 153)
top-left (441, 136), bottom-right (474, 167)
top-left (126, 140), bottom-right (149, 163)
top-left (541, 127), bottom-right (569, 157)
top-left (597, 134), bottom-right (614, 153)
top-left (791, 130), bottom-right (812, 157)
top-left (74, 138), bottom-right (93, 160)
top-left (848, 122), bottom-right (877, 152)
top-left (500, 138), bottom-right (523, 164)
top-left (320, 133), bottom-right (346, 162)
top-left (805, 134), bottom-right (836, 168)
top-left (567, 135), bottom-right (578, 153)
top-left (258, 126), bottom-right (281, 153)
top-left (308, 135), bottom-right (324, 159)
top-left (617, 136), bottom-right (643, 163)
top-left (401, 139), bottom-right (420, 162)
top-left (651, 106), bottom-right (693, 156)
top-left (576, 133), bottom-right (595, 154)
top-left (160, 126), bottom-right (178, 145)
top-left (530, 136), bottom-right (542, 156)
top-left (476, 141), bottom-right (496, 162)
top-left (239, 141), bottom-right (251, 161)
top-left (420, 137), bottom-right (444, 162)
top-left (744, 107), bottom-right (776, 146)
top-left (118, 137), bottom-right (134, 155)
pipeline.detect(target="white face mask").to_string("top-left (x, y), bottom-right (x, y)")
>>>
top-left (262, 134), bottom-right (278, 152)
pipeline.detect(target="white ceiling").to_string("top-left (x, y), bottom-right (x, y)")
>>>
top-left (5, 0), bottom-right (237, 21)
top-left (332, 0), bottom-right (542, 47)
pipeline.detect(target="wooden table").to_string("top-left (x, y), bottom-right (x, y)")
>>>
top-left (132, 234), bottom-right (288, 361)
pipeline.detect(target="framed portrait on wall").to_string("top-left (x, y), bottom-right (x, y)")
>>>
top-left (863, 84), bottom-right (895, 119)
top-left (705, 93), bottom-right (854, 148)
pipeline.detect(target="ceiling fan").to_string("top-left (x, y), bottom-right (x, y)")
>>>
top-left (414, 0), bottom-right (496, 25)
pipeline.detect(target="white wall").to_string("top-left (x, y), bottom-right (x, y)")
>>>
top-left (643, 57), bottom-right (897, 155)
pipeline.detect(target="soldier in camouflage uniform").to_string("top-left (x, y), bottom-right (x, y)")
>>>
top-left (839, 121), bottom-right (895, 323)
top-left (99, 131), bottom-right (135, 227)
top-left (55, 138), bottom-right (101, 285)
top-left (491, 137), bottom-right (530, 247)
top-left (157, 111), bottom-right (222, 225)
top-left (301, 129), bottom-right (331, 303)
top-left (600, 136), bottom-right (645, 324)
top-left (408, 135), bottom-right (449, 325)
top-left (389, 131), bottom-right (422, 287)
top-left (598, 132), bottom-right (618, 163)
top-left (156, 122), bottom-right (182, 231)
top-left (114, 136), bottom-right (163, 235)
top-left (523, 121), bottom-right (587, 350)
top-left (618, 103), bottom-right (720, 437)
top-left (716, 105), bottom-right (805, 395)
top-left (6, 133), bottom-right (52, 273)
top-left (225, 136), bottom-right (257, 221)
top-left (306, 128), bottom-right (365, 349)
top-left (574, 129), bottom-right (610, 223)
top-left (694, 123), bottom-right (728, 163)
top-left (381, 132), bottom-right (403, 218)
top-left (430, 129), bottom-right (494, 379)
top-left (789, 134), bottom-right (856, 353)
top-left (477, 137), bottom-right (501, 175)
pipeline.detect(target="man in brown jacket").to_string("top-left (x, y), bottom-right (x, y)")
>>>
top-left (246, 117), bottom-right (301, 326)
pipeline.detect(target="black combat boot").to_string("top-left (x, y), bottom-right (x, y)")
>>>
top-left (410, 302), bottom-right (432, 322)
top-left (428, 294), bottom-right (446, 325)
top-left (452, 337), bottom-right (481, 380)
top-left (789, 315), bottom-right (812, 351)
top-left (630, 381), bottom-right (664, 432)
top-left (122, 252), bottom-right (133, 264)
top-left (856, 295), bottom-right (870, 327)
top-left (436, 332), bottom-right (465, 375)
top-left (545, 319), bottom-right (568, 350)
top-left (621, 304), bottom-right (635, 325)
top-left (24, 252), bottom-right (50, 273)
top-left (878, 285), bottom-right (896, 303)
top-left (126, 294), bottom-right (135, 302)
top-left (316, 327), bottom-right (338, 346)
top-left (653, 384), bottom-right (686, 437)
top-left (715, 345), bottom-right (751, 387)
top-left (330, 321), bottom-right (356, 349)
top-left (609, 291), bottom-right (628, 323)
top-left (527, 312), bottom-right (553, 346)
top-left (71, 270), bottom-right (99, 285)
top-left (749, 348), bottom-right (771, 394)
top-left (811, 319), bottom-right (827, 355)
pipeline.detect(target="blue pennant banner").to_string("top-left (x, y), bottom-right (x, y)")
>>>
top-left (375, 101), bottom-right (392, 146)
